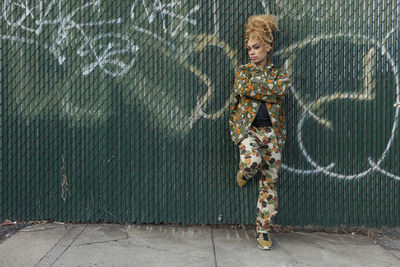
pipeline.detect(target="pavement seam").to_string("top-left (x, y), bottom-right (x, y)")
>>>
top-left (20, 227), bottom-right (58, 233)
top-left (387, 250), bottom-right (400, 262)
top-left (273, 235), bottom-right (298, 266)
top-left (211, 228), bottom-right (218, 267)
top-left (76, 227), bottom-right (129, 246)
top-left (76, 237), bottom-right (128, 246)
top-left (34, 224), bottom-right (87, 267)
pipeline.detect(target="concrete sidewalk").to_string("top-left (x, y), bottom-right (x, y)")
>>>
top-left (0, 224), bottom-right (399, 267)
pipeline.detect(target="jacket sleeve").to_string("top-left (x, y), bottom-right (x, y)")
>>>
top-left (229, 93), bottom-right (241, 114)
top-left (234, 68), bottom-right (290, 102)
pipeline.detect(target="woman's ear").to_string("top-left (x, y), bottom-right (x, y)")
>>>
top-left (266, 47), bottom-right (273, 59)
top-left (268, 43), bottom-right (274, 57)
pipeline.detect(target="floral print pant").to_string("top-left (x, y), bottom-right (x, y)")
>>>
top-left (239, 125), bottom-right (281, 233)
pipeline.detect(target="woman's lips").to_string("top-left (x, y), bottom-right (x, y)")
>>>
top-left (250, 57), bottom-right (256, 60)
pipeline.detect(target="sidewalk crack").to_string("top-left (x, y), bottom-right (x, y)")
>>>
top-left (387, 250), bottom-right (400, 262)
top-left (35, 225), bottom-right (87, 267)
top-left (211, 228), bottom-right (218, 267)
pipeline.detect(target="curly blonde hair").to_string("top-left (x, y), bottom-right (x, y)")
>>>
top-left (244, 14), bottom-right (279, 51)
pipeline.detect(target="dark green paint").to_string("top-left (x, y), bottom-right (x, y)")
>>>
top-left (1, 1), bottom-right (399, 227)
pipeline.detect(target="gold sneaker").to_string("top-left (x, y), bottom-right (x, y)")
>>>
top-left (236, 170), bottom-right (247, 187)
top-left (257, 232), bottom-right (272, 250)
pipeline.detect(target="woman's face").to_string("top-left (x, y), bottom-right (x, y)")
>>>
top-left (247, 37), bottom-right (271, 69)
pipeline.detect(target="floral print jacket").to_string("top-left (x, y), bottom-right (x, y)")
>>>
top-left (229, 63), bottom-right (291, 149)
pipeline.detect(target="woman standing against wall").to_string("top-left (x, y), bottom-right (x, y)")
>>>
top-left (229, 14), bottom-right (290, 250)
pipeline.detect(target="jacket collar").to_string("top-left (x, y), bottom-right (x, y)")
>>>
top-left (246, 62), bottom-right (274, 74)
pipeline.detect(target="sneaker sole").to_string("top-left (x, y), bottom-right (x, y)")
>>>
top-left (257, 244), bottom-right (272, 250)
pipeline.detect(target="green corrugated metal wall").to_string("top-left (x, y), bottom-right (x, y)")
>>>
top-left (1, 0), bottom-right (399, 227)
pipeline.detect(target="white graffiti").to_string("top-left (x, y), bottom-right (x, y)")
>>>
top-left (276, 30), bottom-right (400, 181)
top-left (1, 0), bottom-right (138, 76)
top-left (1, 0), bottom-right (399, 182)
top-left (62, 95), bottom-right (103, 119)
top-left (77, 33), bottom-right (139, 77)
top-left (274, 0), bottom-right (395, 25)
top-left (258, 0), bottom-right (270, 13)
top-left (3, 0), bottom-right (45, 34)
top-left (130, 0), bottom-right (199, 38)
top-left (212, 0), bottom-right (219, 36)
top-left (1, 0), bottom-right (201, 75)
top-left (126, 0), bottom-right (400, 182)
top-left (131, 25), bottom-right (177, 51)
top-left (188, 34), bottom-right (238, 127)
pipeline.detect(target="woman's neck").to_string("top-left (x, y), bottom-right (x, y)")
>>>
top-left (256, 58), bottom-right (271, 70)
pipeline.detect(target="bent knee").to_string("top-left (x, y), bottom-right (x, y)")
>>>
top-left (240, 155), bottom-right (262, 169)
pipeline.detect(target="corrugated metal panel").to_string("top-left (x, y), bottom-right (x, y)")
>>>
top-left (1, 0), bottom-right (399, 227)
